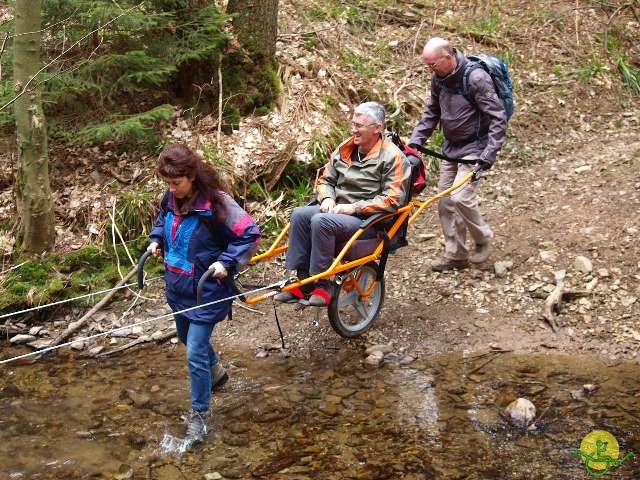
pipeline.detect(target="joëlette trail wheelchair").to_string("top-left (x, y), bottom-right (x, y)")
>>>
top-left (137, 150), bottom-right (479, 339)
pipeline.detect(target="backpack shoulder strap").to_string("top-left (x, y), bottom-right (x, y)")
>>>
top-left (461, 60), bottom-right (483, 107)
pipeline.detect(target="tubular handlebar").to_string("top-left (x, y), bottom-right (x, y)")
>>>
top-left (196, 266), bottom-right (217, 305)
top-left (137, 251), bottom-right (152, 289)
top-left (196, 269), bottom-right (247, 305)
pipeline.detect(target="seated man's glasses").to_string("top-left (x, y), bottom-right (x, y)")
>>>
top-left (350, 121), bottom-right (377, 129)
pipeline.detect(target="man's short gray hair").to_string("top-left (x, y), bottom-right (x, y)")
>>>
top-left (354, 101), bottom-right (385, 125)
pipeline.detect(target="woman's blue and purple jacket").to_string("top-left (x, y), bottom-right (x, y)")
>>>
top-left (150, 191), bottom-right (261, 323)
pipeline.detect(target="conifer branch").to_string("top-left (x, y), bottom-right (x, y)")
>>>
top-left (0, 2), bottom-right (143, 113)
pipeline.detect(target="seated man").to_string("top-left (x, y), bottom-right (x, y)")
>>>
top-left (275, 101), bottom-right (411, 306)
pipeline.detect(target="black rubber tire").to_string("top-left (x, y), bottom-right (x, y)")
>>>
top-left (327, 263), bottom-right (385, 338)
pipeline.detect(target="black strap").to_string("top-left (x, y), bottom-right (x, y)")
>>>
top-left (272, 302), bottom-right (286, 349)
top-left (409, 144), bottom-right (477, 164)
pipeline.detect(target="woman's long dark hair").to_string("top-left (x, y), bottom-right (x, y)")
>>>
top-left (157, 144), bottom-right (229, 219)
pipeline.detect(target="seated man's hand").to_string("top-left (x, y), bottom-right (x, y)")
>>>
top-left (333, 203), bottom-right (357, 215)
top-left (320, 197), bottom-right (336, 213)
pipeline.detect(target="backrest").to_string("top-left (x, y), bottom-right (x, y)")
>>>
top-left (385, 131), bottom-right (427, 200)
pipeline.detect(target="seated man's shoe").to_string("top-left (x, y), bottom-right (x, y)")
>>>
top-left (274, 287), bottom-right (307, 303)
top-left (211, 363), bottom-right (229, 391)
top-left (184, 409), bottom-right (209, 444)
top-left (469, 241), bottom-right (493, 264)
top-left (431, 256), bottom-right (470, 272)
top-left (308, 286), bottom-right (332, 307)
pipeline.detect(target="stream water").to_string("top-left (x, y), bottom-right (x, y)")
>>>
top-left (1, 344), bottom-right (639, 479)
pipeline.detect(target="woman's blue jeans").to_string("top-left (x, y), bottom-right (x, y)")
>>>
top-left (174, 314), bottom-right (219, 412)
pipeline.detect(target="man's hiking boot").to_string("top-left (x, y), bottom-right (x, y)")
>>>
top-left (308, 287), bottom-right (331, 307)
top-left (431, 256), bottom-right (470, 272)
top-left (211, 363), bottom-right (229, 391)
top-left (469, 241), bottom-right (493, 264)
top-left (274, 285), bottom-right (311, 303)
top-left (184, 409), bottom-right (209, 444)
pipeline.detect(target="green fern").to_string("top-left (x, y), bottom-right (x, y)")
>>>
top-left (74, 104), bottom-right (174, 147)
top-left (618, 55), bottom-right (640, 96)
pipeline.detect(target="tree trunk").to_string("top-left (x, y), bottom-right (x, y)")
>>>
top-left (227, 0), bottom-right (278, 60)
top-left (14, 0), bottom-right (55, 254)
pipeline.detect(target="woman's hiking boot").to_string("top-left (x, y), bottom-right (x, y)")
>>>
top-left (211, 363), bottom-right (229, 391)
top-left (184, 409), bottom-right (209, 444)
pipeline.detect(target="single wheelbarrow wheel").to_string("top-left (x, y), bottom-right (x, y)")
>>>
top-left (328, 262), bottom-right (385, 338)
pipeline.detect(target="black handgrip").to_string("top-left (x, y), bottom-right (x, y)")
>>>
top-left (197, 269), bottom-right (247, 305)
top-left (196, 266), bottom-right (217, 305)
top-left (137, 251), bottom-right (152, 289)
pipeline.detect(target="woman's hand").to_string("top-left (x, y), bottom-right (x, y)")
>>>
top-left (208, 261), bottom-right (228, 279)
top-left (147, 242), bottom-right (162, 257)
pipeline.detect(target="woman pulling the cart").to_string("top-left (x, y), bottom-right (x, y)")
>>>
top-left (147, 144), bottom-right (261, 444)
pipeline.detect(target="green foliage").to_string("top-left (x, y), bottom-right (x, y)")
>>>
top-left (471, 13), bottom-right (501, 36)
top-left (73, 104), bottom-right (174, 150)
top-left (111, 189), bottom-right (159, 242)
top-left (0, 81), bottom-right (15, 128)
top-left (571, 53), bottom-right (604, 83)
top-left (0, 0), bottom-right (230, 152)
top-left (343, 50), bottom-right (377, 78)
top-left (617, 55), bottom-right (640, 96)
top-left (0, 246), bottom-right (122, 312)
top-left (526, 8), bottom-right (564, 31)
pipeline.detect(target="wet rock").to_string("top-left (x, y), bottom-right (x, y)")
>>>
top-left (120, 389), bottom-right (151, 408)
top-left (221, 432), bottom-right (250, 447)
top-left (570, 389), bottom-right (585, 401)
top-left (88, 346), bottom-right (105, 356)
top-left (27, 339), bottom-right (52, 349)
top-left (574, 256), bottom-right (593, 273)
top-left (399, 355), bottom-right (417, 365)
top-left (29, 326), bottom-right (44, 336)
top-left (494, 260), bottom-right (513, 277)
top-left (363, 351), bottom-right (384, 369)
top-left (504, 398), bottom-right (536, 427)
top-left (583, 383), bottom-right (599, 394)
top-left (10, 334), bottom-right (36, 344)
top-left (219, 464), bottom-right (247, 479)
top-left (154, 464), bottom-right (184, 480)
top-left (319, 402), bottom-right (341, 416)
top-left (364, 344), bottom-right (393, 355)
top-left (539, 250), bottom-right (557, 263)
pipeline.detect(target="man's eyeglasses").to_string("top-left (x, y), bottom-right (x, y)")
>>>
top-left (425, 56), bottom-right (447, 70)
top-left (350, 121), bottom-right (377, 130)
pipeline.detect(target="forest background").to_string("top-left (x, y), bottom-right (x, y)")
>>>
top-left (0, 0), bottom-right (638, 328)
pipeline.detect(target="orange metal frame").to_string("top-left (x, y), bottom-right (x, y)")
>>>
top-left (243, 171), bottom-right (476, 305)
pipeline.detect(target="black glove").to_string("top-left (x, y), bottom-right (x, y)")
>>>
top-left (475, 159), bottom-right (492, 171)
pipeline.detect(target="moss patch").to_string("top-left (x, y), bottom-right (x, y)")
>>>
top-left (0, 245), bottom-right (163, 316)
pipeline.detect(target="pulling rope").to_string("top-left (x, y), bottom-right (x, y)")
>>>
top-left (0, 276), bottom-right (164, 321)
top-left (0, 279), bottom-right (288, 365)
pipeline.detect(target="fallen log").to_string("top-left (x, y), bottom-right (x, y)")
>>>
top-left (97, 328), bottom-right (177, 357)
top-left (47, 265), bottom-right (139, 349)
